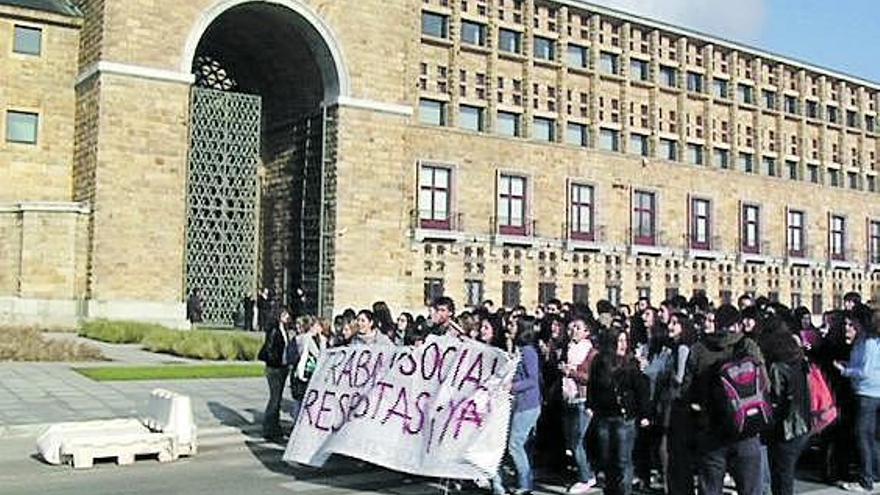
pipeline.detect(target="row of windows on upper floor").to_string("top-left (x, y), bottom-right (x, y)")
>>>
top-left (417, 162), bottom-right (880, 265)
top-left (417, 100), bottom-right (880, 193)
top-left (421, 11), bottom-right (879, 132)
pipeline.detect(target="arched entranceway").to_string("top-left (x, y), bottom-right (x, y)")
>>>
top-left (182, 0), bottom-right (345, 325)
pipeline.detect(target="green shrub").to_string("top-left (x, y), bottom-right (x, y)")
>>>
top-left (77, 320), bottom-right (262, 361)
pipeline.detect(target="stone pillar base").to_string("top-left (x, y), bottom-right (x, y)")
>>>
top-left (0, 297), bottom-right (84, 329)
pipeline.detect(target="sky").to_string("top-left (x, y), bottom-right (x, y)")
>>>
top-left (588, 0), bottom-right (880, 84)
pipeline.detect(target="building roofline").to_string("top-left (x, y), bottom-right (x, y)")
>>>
top-left (0, 0), bottom-right (80, 18)
top-left (560, 0), bottom-right (880, 90)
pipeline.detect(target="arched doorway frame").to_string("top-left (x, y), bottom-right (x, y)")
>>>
top-left (180, 0), bottom-right (349, 320)
top-left (179, 0), bottom-right (352, 103)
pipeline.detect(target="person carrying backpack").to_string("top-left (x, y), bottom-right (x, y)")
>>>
top-left (682, 304), bottom-right (769, 495)
top-left (759, 319), bottom-right (812, 495)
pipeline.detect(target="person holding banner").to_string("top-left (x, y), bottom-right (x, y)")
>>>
top-left (492, 317), bottom-right (543, 495)
top-left (352, 309), bottom-right (393, 346)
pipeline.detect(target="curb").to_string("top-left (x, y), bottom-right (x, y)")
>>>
top-left (0, 422), bottom-right (264, 440)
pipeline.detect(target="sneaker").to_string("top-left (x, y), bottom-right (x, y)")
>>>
top-left (568, 478), bottom-right (598, 494)
top-left (839, 481), bottom-right (872, 492)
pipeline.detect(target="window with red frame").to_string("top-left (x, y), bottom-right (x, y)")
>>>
top-left (787, 209), bottom-right (805, 256)
top-left (870, 220), bottom-right (880, 264)
top-left (632, 190), bottom-right (656, 245)
top-left (830, 215), bottom-right (846, 260)
top-left (690, 198), bottom-right (711, 249)
top-left (570, 183), bottom-right (594, 240)
top-left (498, 174), bottom-right (527, 235)
top-left (741, 204), bottom-right (761, 253)
top-left (418, 165), bottom-right (452, 229)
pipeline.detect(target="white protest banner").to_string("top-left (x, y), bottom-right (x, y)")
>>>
top-left (282, 335), bottom-right (518, 479)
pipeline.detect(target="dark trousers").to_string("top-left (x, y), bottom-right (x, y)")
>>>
top-left (667, 405), bottom-right (697, 495)
top-left (263, 365), bottom-right (289, 437)
top-left (767, 434), bottom-right (809, 495)
top-left (596, 417), bottom-right (636, 495)
top-left (697, 435), bottom-right (762, 495)
top-left (856, 395), bottom-right (880, 488)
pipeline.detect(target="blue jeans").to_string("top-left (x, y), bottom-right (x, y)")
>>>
top-left (493, 407), bottom-right (541, 492)
top-left (767, 434), bottom-right (810, 495)
top-left (596, 417), bottom-right (636, 495)
top-left (563, 402), bottom-right (595, 483)
top-left (856, 395), bottom-right (880, 489)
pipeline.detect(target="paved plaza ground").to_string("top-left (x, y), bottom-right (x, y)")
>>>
top-left (0, 335), bottom-right (863, 494)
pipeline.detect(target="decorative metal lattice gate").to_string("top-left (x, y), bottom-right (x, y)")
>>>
top-left (185, 87), bottom-right (261, 326)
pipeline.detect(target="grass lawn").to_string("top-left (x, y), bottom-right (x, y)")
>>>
top-left (74, 363), bottom-right (265, 381)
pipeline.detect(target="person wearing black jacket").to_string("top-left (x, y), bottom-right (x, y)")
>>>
top-left (589, 328), bottom-right (651, 495)
top-left (259, 307), bottom-right (295, 440)
top-left (759, 320), bottom-right (811, 495)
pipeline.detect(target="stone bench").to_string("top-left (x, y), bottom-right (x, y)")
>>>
top-left (36, 389), bottom-right (198, 469)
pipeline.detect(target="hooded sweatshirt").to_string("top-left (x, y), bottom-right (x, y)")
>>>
top-left (681, 331), bottom-right (765, 414)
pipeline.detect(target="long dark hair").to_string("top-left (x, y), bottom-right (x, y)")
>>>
top-left (514, 317), bottom-right (538, 348)
top-left (372, 301), bottom-right (395, 334)
top-left (670, 311), bottom-right (697, 346)
top-left (759, 317), bottom-right (804, 365)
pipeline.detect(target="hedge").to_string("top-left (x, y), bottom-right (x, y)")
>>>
top-left (79, 320), bottom-right (262, 361)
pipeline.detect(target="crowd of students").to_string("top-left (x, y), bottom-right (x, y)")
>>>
top-left (260, 291), bottom-right (880, 495)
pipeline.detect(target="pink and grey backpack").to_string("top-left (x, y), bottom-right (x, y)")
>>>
top-left (711, 353), bottom-right (773, 439)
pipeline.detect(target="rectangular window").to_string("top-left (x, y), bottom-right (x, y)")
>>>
top-left (572, 284), bottom-right (590, 306)
top-left (424, 278), bottom-right (445, 306)
top-left (5, 111), bottom-right (38, 144)
top-left (421, 12), bottom-right (449, 38)
top-left (806, 100), bottom-right (819, 119)
top-left (687, 144), bottom-right (704, 165)
top-left (737, 84), bottom-right (754, 105)
top-left (660, 138), bottom-right (678, 161)
top-left (599, 128), bottom-right (619, 151)
top-left (827, 105), bottom-right (839, 124)
top-left (870, 221), bottom-right (880, 264)
top-left (811, 294), bottom-right (823, 315)
top-left (713, 78), bottom-right (728, 99)
top-left (791, 293), bottom-right (802, 310)
top-left (829, 168), bottom-right (841, 187)
top-left (533, 36), bottom-right (555, 61)
top-left (418, 164), bottom-right (452, 229)
top-left (720, 290), bottom-right (733, 305)
top-left (714, 148), bottom-right (730, 169)
top-left (566, 122), bottom-right (589, 147)
top-left (13, 25), bottom-right (42, 55)
top-left (533, 117), bottom-right (555, 142)
top-left (497, 111), bottom-right (521, 137)
top-left (465, 279), bottom-right (484, 307)
top-left (632, 190), bottom-right (656, 246)
top-left (690, 198), bottom-right (711, 249)
top-left (687, 72), bottom-right (703, 93)
top-left (848, 172), bottom-right (859, 190)
top-left (459, 105), bottom-right (485, 131)
top-left (498, 29), bottom-right (522, 54)
top-left (666, 287), bottom-right (680, 301)
top-left (808, 164), bottom-right (820, 184)
top-left (763, 156), bottom-right (776, 176)
top-left (867, 115), bottom-right (876, 133)
top-left (739, 152), bottom-right (754, 173)
top-left (607, 285), bottom-right (621, 307)
top-left (869, 175), bottom-right (877, 193)
top-left (497, 174), bottom-right (527, 235)
top-left (502, 280), bottom-right (522, 308)
top-left (741, 204), bottom-right (761, 253)
top-left (460, 21), bottom-right (487, 46)
top-left (630, 59), bottom-right (649, 81)
top-left (538, 283), bottom-right (557, 305)
top-left (830, 215), bottom-right (846, 260)
top-left (784, 95), bottom-right (798, 114)
top-left (629, 133), bottom-right (648, 156)
top-left (660, 66), bottom-right (677, 88)
top-left (762, 89), bottom-right (776, 110)
top-left (847, 110), bottom-right (858, 128)
top-left (570, 183), bottom-right (594, 240)
top-left (786, 160), bottom-right (798, 180)
top-left (567, 45), bottom-right (589, 69)
top-left (787, 209), bottom-right (805, 257)
top-left (599, 52), bottom-right (619, 75)
top-left (419, 99), bottom-right (446, 126)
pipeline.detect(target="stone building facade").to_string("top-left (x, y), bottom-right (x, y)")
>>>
top-left (1, 0), bottom-right (879, 326)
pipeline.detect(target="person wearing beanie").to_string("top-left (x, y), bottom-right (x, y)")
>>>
top-left (680, 304), bottom-right (766, 495)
